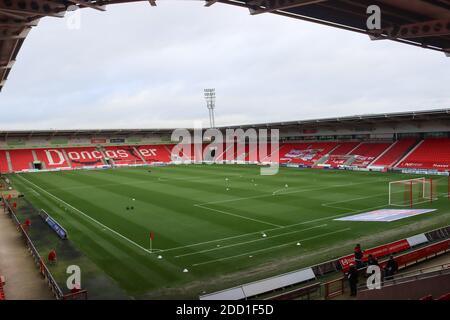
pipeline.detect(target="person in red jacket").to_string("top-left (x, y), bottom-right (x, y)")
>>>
top-left (22, 219), bottom-right (31, 233)
top-left (48, 249), bottom-right (57, 264)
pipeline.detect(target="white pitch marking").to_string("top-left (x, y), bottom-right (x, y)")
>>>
top-left (192, 228), bottom-right (351, 267)
top-left (197, 179), bottom-right (391, 206)
top-left (174, 224), bottom-right (327, 258)
top-left (27, 188), bottom-right (41, 197)
top-left (194, 204), bottom-right (281, 228)
top-left (161, 202), bottom-right (389, 254)
top-left (44, 173), bottom-right (244, 192)
top-left (322, 193), bottom-right (390, 207)
top-left (16, 174), bottom-right (153, 255)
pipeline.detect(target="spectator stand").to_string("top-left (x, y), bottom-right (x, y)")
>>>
top-left (357, 262), bottom-right (450, 299)
top-left (275, 225), bottom-right (450, 300)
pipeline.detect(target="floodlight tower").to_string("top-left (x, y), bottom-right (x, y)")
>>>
top-left (204, 88), bottom-right (216, 128)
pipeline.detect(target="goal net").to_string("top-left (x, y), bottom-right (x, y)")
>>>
top-left (389, 177), bottom-right (437, 207)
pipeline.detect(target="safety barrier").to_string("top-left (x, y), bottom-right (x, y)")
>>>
top-left (324, 277), bottom-right (346, 300)
top-left (267, 282), bottom-right (322, 300)
top-left (2, 196), bottom-right (64, 299)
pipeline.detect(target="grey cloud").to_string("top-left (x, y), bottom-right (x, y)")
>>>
top-left (0, 1), bottom-right (448, 130)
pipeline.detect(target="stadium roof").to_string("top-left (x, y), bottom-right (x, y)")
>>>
top-left (221, 0), bottom-right (450, 53)
top-left (0, 108), bottom-right (449, 138)
top-left (222, 108), bottom-right (450, 130)
top-left (1, 1), bottom-right (449, 92)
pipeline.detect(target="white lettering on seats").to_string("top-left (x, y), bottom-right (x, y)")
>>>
top-left (91, 151), bottom-right (103, 159)
top-left (116, 150), bottom-right (129, 158)
top-left (45, 149), bottom-right (65, 166)
top-left (104, 150), bottom-right (117, 158)
top-left (139, 149), bottom-right (157, 157)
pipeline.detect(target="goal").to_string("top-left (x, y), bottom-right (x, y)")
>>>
top-left (389, 177), bottom-right (437, 207)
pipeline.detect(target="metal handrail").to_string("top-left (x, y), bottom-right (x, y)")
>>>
top-left (391, 262), bottom-right (450, 281)
top-left (2, 196), bottom-right (64, 299)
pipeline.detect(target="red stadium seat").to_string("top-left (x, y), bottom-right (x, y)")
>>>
top-left (329, 142), bottom-right (360, 156)
top-left (136, 144), bottom-right (172, 163)
top-left (0, 150), bottom-right (10, 173)
top-left (35, 148), bottom-right (71, 169)
top-left (63, 147), bottom-right (105, 168)
top-left (323, 142), bottom-right (360, 167)
top-left (371, 139), bottom-right (418, 167)
top-left (3, 138), bottom-right (450, 173)
top-left (348, 142), bottom-right (392, 168)
top-left (398, 138), bottom-right (450, 171)
top-left (279, 142), bottom-right (338, 166)
top-left (103, 146), bottom-right (144, 165)
top-left (8, 149), bottom-right (35, 172)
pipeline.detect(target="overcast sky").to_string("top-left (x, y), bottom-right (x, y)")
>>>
top-left (1, 1), bottom-right (449, 130)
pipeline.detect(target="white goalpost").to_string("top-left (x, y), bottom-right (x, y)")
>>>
top-left (388, 177), bottom-right (437, 207)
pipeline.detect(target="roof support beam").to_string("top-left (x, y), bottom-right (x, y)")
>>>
top-left (66, 1), bottom-right (107, 11)
top-left (0, 1), bottom-right (66, 18)
top-left (0, 8), bottom-right (30, 20)
top-left (0, 19), bottom-right (39, 27)
top-left (0, 28), bottom-right (31, 41)
top-left (370, 19), bottom-right (450, 40)
top-left (0, 60), bottom-right (15, 70)
top-left (205, 0), bottom-right (220, 7)
top-left (248, 0), bottom-right (328, 15)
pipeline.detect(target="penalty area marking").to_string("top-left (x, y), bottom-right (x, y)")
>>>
top-left (191, 228), bottom-right (351, 267)
top-left (194, 204), bottom-right (281, 228)
top-left (161, 202), bottom-right (390, 254)
top-left (196, 178), bottom-right (390, 207)
top-left (322, 175), bottom-right (448, 212)
top-left (174, 224), bottom-right (327, 258)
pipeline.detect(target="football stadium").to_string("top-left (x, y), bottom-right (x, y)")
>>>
top-left (0, 0), bottom-right (449, 307)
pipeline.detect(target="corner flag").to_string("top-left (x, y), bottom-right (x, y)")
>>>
top-left (149, 232), bottom-right (154, 252)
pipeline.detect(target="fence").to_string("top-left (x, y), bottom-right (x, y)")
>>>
top-left (324, 277), bottom-right (346, 299)
top-left (267, 282), bottom-right (322, 300)
top-left (2, 195), bottom-right (64, 299)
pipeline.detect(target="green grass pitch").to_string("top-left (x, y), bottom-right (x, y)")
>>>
top-left (8, 165), bottom-right (450, 299)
